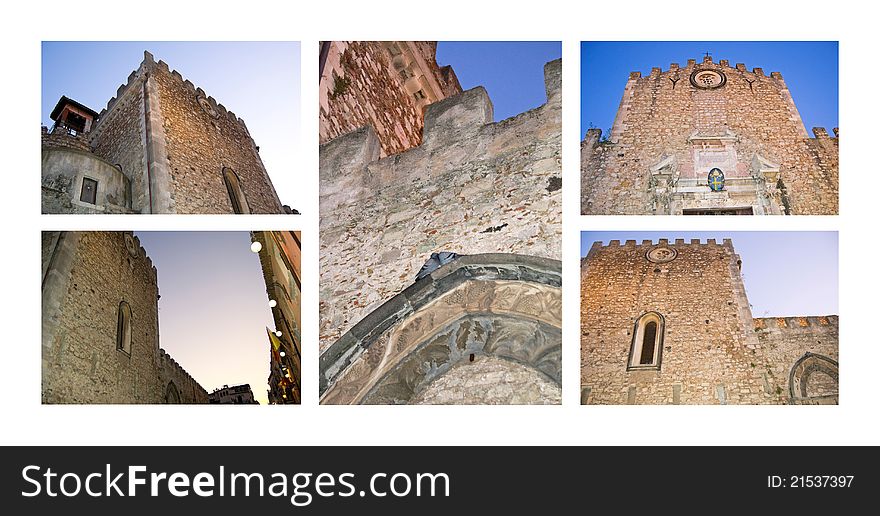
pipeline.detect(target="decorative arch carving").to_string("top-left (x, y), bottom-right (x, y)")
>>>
top-left (319, 254), bottom-right (561, 405)
top-left (788, 352), bottom-right (838, 405)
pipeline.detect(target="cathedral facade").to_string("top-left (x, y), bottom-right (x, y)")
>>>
top-left (581, 55), bottom-right (838, 215)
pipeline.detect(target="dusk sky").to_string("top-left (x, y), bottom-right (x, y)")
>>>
top-left (42, 41), bottom-right (302, 210)
top-left (580, 41), bottom-right (838, 137)
top-left (581, 232), bottom-right (838, 318)
top-left (135, 232), bottom-right (274, 405)
top-left (437, 41), bottom-right (561, 121)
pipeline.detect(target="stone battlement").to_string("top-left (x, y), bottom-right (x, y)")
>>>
top-left (589, 237), bottom-right (735, 249)
top-left (629, 56), bottom-right (786, 80)
top-left (320, 58), bottom-right (561, 211)
top-left (41, 126), bottom-right (91, 152)
top-left (122, 232), bottom-right (158, 281)
top-left (754, 315), bottom-right (839, 331)
top-left (812, 127), bottom-right (839, 139)
top-left (94, 51), bottom-right (250, 138)
top-left (318, 58), bottom-right (562, 353)
top-left (158, 348), bottom-right (203, 388)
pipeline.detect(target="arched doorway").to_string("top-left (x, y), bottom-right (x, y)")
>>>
top-left (789, 352), bottom-right (838, 405)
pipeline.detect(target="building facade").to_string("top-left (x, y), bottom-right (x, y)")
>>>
top-left (42, 51), bottom-right (286, 215)
top-left (319, 41), bottom-right (462, 157)
top-left (319, 45), bottom-right (563, 404)
top-left (42, 231), bottom-right (208, 404)
top-left (208, 384), bottom-right (258, 404)
top-left (252, 231), bottom-right (302, 404)
top-left (581, 55), bottom-right (838, 215)
top-left (580, 239), bottom-right (838, 405)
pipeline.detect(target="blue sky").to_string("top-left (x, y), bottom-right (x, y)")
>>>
top-left (438, 41), bottom-right (561, 121)
top-left (581, 232), bottom-right (838, 318)
top-left (135, 232), bottom-right (275, 405)
top-left (581, 41), bottom-right (838, 137)
top-left (42, 42), bottom-right (302, 210)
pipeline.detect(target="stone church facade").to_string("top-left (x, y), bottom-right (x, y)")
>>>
top-left (42, 51), bottom-right (286, 214)
top-left (580, 239), bottom-right (838, 405)
top-left (42, 232), bottom-right (208, 403)
top-left (319, 42), bottom-right (562, 404)
top-left (581, 55), bottom-right (838, 215)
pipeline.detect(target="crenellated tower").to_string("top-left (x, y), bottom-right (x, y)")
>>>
top-left (42, 51), bottom-right (286, 214)
top-left (582, 55), bottom-right (838, 215)
top-left (580, 238), bottom-right (838, 405)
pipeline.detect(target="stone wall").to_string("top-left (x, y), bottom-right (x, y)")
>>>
top-left (319, 41), bottom-right (462, 157)
top-left (43, 51), bottom-right (285, 214)
top-left (581, 57), bottom-right (838, 215)
top-left (89, 71), bottom-right (150, 213)
top-left (319, 59), bottom-right (562, 353)
top-left (42, 232), bottom-right (163, 403)
top-left (581, 239), bottom-right (768, 405)
top-left (150, 56), bottom-right (283, 214)
top-left (159, 348), bottom-right (209, 404)
top-left (41, 148), bottom-right (132, 214)
top-left (41, 231), bottom-right (207, 404)
top-left (580, 239), bottom-right (839, 405)
top-left (41, 126), bottom-right (91, 152)
top-left (755, 315), bottom-right (839, 403)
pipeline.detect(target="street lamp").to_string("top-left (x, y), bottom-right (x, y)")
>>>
top-left (269, 299), bottom-right (277, 308)
top-left (250, 241), bottom-right (262, 253)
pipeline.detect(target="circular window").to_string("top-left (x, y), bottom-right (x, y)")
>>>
top-left (646, 246), bottom-right (677, 263)
top-left (197, 96), bottom-right (219, 119)
top-left (690, 69), bottom-right (726, 89)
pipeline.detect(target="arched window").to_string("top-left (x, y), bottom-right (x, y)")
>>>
top-left (222, 167), bottom-right (250, 214)
top-left (116, 301), bottom-right (132, 355)
top-left (165, 382), bottom-right (181, 404)
top-left (628, 312), bottom-right (664, 371)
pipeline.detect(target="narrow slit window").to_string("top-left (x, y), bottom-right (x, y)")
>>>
top-left (80, 177), bottom-right (98, 204)
top-left (116, 301), bottom-right (132, 355)
top-left (222, 167), bottom-right (249, 214)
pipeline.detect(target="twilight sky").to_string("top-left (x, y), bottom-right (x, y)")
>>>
top-left (581, 232), bottom-right (838, 318)
top-left (135, 232), bottom-right (274, 405)
top-left (437, 41), bottom-right (561, 121)
top-left (581, 41), bottom-right (838, 137)
top-left (42, 41), bottom-right (302, 210)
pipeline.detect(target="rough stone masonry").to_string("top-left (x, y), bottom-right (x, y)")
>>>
top-left (581, 56), bottom-right (838, 215)
top-left (580, 239), bottom-right (838, 405)
top-left (42, 232), bottom-right (208, 403)
top-left (320, 59), bottom-right (562, 353)
top-left (42, 51), bottom-right (285, 214)
top-left (319, 58), bottom-right (562, 404)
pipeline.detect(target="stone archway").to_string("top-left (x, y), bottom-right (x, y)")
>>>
top-left (320, 254), bottom-right (561, 405)
top-left (788, 352), bottom-right (838, 405)
top-left (165, 381), bottom-right (181, 404)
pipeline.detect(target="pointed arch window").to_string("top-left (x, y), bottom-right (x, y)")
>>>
top-left (116, 301), bottom-right (132, 356)
top-left (165, 382), bottom-right (181, 404)
top-left (628, 312), bottom-right (664, 371)
top-left (222, 167), bottom-right (250, 214)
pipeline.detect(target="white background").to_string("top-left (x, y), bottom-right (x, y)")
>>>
top-left (1, 0), bottom-right (874, 446)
